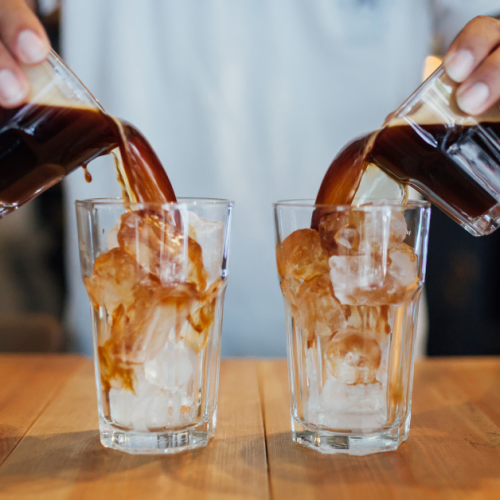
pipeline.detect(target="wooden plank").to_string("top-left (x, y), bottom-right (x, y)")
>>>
top-left (0, 355), bottom-right (84, 467)
top-left (0, 359), bottom-right (269, 500)
top-left (423, 358), bottom-right (500, 429)
top-left (259, 358), bottom-right (500, 500)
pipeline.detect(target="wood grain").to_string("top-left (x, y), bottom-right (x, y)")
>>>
top-left (0, 359), bottom-right (269, 500)
top-left (1, 356), bottom-right (500, 499)
top-left (0, 355), bottom-right (83, 467)
top-left (258, 358), bottom-right (500, 500)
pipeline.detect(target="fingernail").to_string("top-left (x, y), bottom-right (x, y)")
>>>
top-left (457, 82), bottom-right (489, 115)
top-left (17, 30), bottom-right (49, 64)
top-left (444, 50), bottom-right (475, 82)
top-left (0, 69), bottom-right (26, 105)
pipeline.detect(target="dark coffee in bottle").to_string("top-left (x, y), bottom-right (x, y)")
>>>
top-left (314, 118), bottom-right (500, 234)
top-left (315, 66), bottom-right (500, 237)
top-left (0, 103), bottom-right (176, 215)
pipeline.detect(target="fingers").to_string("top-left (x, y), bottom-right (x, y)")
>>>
top-left (0, 0), bottom-right (50, 65)
top-left (444, 16), bottom-right (500, 83)
top-left (444, 16), bottom-right (500, 115)
top-left (455, 46), bottom-right (500, 115)
top-left (0, 43), bottom-right (29, 107)
top-left (0, 0), bottom-right (50, 107)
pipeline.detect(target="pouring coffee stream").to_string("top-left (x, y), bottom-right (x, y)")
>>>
top-left (0, 50), bottom-right (177, 215)
top-left (0, 103), bottom-right (177, 211)
top-left (1, 55), bottom-right (500, 237)
top-left (315, 66), bottom-right (500, 236)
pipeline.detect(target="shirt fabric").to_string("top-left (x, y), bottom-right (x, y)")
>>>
top-left (61, 0), bottom-right (500, 357)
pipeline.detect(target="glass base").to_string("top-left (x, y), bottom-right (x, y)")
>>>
top-left (99, 414), bottom-right (216, 455)
top-left (291, 418), bottom-right (406, 456)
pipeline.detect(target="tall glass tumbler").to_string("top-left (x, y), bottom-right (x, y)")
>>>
top-left (274, 200), bottom-right (431, 455)
top-left (77, 198), bottom-right (233, 454)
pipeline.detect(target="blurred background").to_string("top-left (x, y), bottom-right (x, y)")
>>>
top-left (1, 0), bottom-right (500, 357)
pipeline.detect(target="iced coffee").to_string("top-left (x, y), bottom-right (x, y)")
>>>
top-left (78, 199), bottom-right (232, 454)
top-left (18, 46), bottom-right (238, 454)
top-left (275, 199), bottom-right (430, 454)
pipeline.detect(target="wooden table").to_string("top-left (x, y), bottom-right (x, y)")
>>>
top-left (0, 355), bottom-right (499, 499)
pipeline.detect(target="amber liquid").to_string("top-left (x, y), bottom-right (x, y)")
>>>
top-left (314, 122), bottom-right (500, 227)
top-left (0, 104), bottom-right (176, 209)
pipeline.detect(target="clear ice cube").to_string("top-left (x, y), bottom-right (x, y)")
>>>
top-left (325, 330), bottom-right (382, 385)
top-left (144, 340), bottom-right (195, 390)
top-left (117, 209), bottom-right (207, 292)
top-left (278, 228), bottom-right (330, 283)
top-left (187, 211), bottom-right (224, 285)
top-left (296, 274), bottom-right (347, 339)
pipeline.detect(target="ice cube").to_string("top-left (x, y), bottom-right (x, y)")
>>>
top-left (304, 345), bottom-right (387, 430)
top-left (187, 211), bottom-right (224, 284)
top-left (334, 226), bottom-right (360, 251)
top-left (320, 204), bottom-right (408, 258)
top-left (103, 281), bottom-right (198, 365)
top-left (125, 283), bottom-right (198, 363)
top-left (117, 209), bottom-right (207, 292)
top-left (144, 396), bottom-right (171, 429)
top-left (144, 340), bottom-right (195, 390)
top-left (329, 242), bottom-right (419, 306)
top-left (329, 253), bottom-right (387, 305)
top-left (109, 371), bottom-right (163, 430)
top-left (314, 376), bottom-right (387, 430)
top-left (318, 212), bottom-right (353, 255)
top-left (387, 210), bottom-right (408, 244)
top-left (183, 302), bottom-right (214, 353)
top-left (278, 229), bottom-right (330, 283)
top-left (117, 209), bottom-right (177, 275)
top-left (345, 305), bottom-right (393, 338)
top-left (109, 368), bottom-right (196, 431)
top-left (107, 220), bottom-right (120, 250)
top-left (296, 274), bottom-right (347, 339)
top-left (388, 243), bottom-right (419, 289)
top-left (319, 211), bottom-right (379, 256)
top-left (361, 204), bottom-right (408, 251)
top-left (84, 247), bottom-right (154, 313)
top-left (325, 330), bottom-right (382, 385)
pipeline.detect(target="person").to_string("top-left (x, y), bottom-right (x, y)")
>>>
top-left (1, 1), bottom-right (500, 356)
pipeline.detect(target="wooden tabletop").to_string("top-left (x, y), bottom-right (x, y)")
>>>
top-left (0, 355), bottom-right (499, 499)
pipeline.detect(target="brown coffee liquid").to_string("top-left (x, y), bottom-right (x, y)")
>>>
top-left (314, 122), bottom-right (500, 227)
top-left (0, 104), bottom-right (176, 211)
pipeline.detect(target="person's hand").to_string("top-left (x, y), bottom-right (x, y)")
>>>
top-left (444, 16), bottom-right (500, 115)
top-left (0, 0), bottom-right (50, 108)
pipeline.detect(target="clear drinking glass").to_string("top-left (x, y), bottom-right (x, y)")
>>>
top-left (382, 65), bottom-right (500, 236)
top-left (274, 200), bottom-right (431, 455)
top-left (76, 198), bottom-right (233, 454)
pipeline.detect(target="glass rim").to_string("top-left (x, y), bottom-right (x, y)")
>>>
top-left (75, 197), bottom-right (234, 208)
top-left (273, 198), bottom-right (431, 210)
